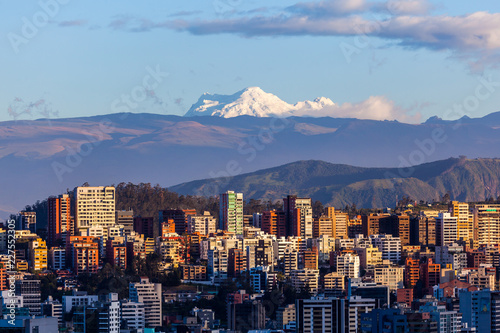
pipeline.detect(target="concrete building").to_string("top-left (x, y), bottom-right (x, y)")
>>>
top-left (41, 296), bottom-right (63, 327)
top-left (419, 302), bottom-right (462, 333)
top-left (370, 234), bottom-right (401, 264)
top-left (17, 211), bottom-right (37, 233)
top-left (436, 212), bottom-right (458, 246)
top-left (208, 247), bottom-right (228, 282)
top-left (15, 278), bottom-right (41, 315)
top-left (449, 201), bottom-right (473, 242)
top-left (129, 277), bottom-right (162, 328)
top-left (290, 269), bottom-right (319, 294)
top-left (48, 194), bottom-right (72, 247)
top-left (296, 296), bottom-right (376, 333)
top-left (62, 290), bottom-right (99, 313)
top-left (324, 272), bottom-right (345, 291)
top-left (49, 247), bottom-right (66, 270)
top-left (284, 195), bottom-right (313, 239)
top-left (262, 210), bottom-right (286, 237)
top-left (374, 265), bottom-right (405, 291)
top-left (74, 186), bottom-right (116, 234)
top-left (120, 300), bottom-right (146, 331)
top-left (284, 246), bottom-right (298, 275)
top-left (28, 238), bottom-right (47, 271)
top-left (227, 300), bottom-right (265, 332)
top-left (473, 204), bottom-right (500, 246)
top-left (337, 253), bottom-right (360, 279)
top-left (220, 191), bottom-right (244, 235)
top-left (116, 210), bottom-right (134, 236)
top-left (277, 303), bottom-right (295, 330)
top-left (188, 211), bottom-right (217, 236)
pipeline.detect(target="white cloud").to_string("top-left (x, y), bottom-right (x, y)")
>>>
top-left (385, 0), bottom-right (433, 15)
top-left (293, 95), bottom-right (422, 123)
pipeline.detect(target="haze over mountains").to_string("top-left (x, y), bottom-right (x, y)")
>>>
top-left (2, 87), bottom-right (500, 218)
top-left (171, 158), bottom-right (500, 209)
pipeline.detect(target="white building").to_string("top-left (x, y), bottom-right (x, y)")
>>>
top-left (370, 234), bottom-right (401, 263)
top-left (62, 290), bottom-right (99, 313)
top-left (121, 300), bottom-right (146, 331)
top-left (337, 253), bottom-right (360, 279)
top-left (74, 186), bottom-right (116, 234)
top-left (436, 212), bottom-right (458, 246)
top-left (188, 212), bottom-right (217, 236)
top-left (208, 247), bottom-right (228, 282)
top-left (49, 247), bottom-right (66, 270)
top-left (129, 277), bottom-right (162, 328)
top-left (374, 265), bottom-right (405, 291)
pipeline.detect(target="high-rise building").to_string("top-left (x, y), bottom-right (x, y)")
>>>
top-left (420, 258), bottom-right (441, 292)
top-left (120, 300), bottom-right (145, 331)
top-left (262, 210), bottom-right (286, 237)
top-left (228, 248), bottom-right (246, 278)
top-left (208, 247), bottom-right (228, 282)
top-left (362, 214), bottom-right (390, 237)
top-left (68, 236), bottom-right (100, 274)
top-left (436, 212), bottom-right (458, 246)
top-left (405, 257), bottom-right (420, 289)
top-left (187, 211), bottom-right (217, 236)
top-left (227, 300), bottom-right (265, 332)
top-left (296, 296), bottom-right (376, 333)
top-left (370, 234), bottom-right (401, 263)
top-left (220, 191), bottom-right (244, 234)
top-left (42, 296), bottom-right (63, 327)
top-left (290, 269), bottom-right (319, 294)
top-left (417, 215), bottom-right (436, 246)
top-left (473, 204), bottom-right (500, 246)
top-left (277, 303), bottom-right (295, 330)
top-left (49, 247), bottom-right (66, 270)
top-left (17, 211), bottom-right (36, 233)
top-left (134, 216), bottom-right (155, 238)
top-left (449, 201), bottom-right (473, 242)
top-left (379, 214), bottom-right (410, 246)
top-left (374, 265), bottom-right (405, 291)
top-left (360, 308), bottom-right (409, 333)
top-left (326, 208), bottom-right (349, 239)
top-left (159, 209), bottom-right (197, 236)
top-left (129, 277), bottom-right (162, 328)
top-left (283, 195), bottom-right (313, 239)
top-left (115, 210), bottom-right (134, 236)
top-left (419, 302), bottom-right (462, 333)
top-left (304, 247), bottom-right (319, 270)
top-left (284, 246), bottom-right (298, 275)
top-left (15, 278), bottom-right (41, 315)
top-left (74, 186), bottom-right (116, 234)
top-left (28, 238), bottom-right (47, 271)
top-left (48, 194), bottom-right (73, 247)
top-left (337, 253), bottom-right (360, 279)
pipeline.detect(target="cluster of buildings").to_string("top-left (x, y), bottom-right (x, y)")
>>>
top-left (4, 186), bottom-right (500, 332)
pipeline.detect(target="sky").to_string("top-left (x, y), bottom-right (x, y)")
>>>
top-left (2, 0), bottom-right (500, 123)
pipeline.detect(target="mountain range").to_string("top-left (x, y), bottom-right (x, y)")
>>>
top-left (171, 157), bottom-right (500, 208)
top-left (2, 87), bottom-right (500, 218)
top-left (184, 87), bottom-right (335, 118)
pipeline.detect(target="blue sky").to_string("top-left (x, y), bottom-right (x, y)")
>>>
top-left (2, 0), bottom-right (500, 123)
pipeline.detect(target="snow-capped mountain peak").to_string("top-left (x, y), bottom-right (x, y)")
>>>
top-left (184, 87), bottom-right (334, 118)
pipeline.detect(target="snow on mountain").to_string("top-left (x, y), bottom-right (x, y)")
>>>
top-left (184, 87), bottom-right (335, 118)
